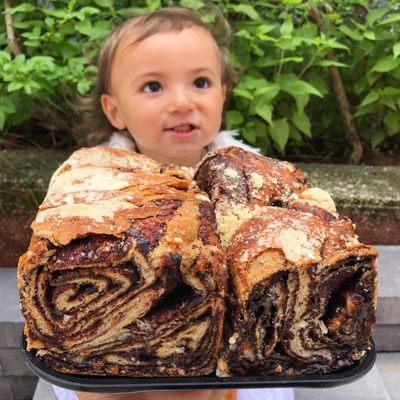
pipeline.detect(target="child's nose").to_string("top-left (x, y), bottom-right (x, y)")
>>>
top-left (167, 86), bottom-right (194, 113)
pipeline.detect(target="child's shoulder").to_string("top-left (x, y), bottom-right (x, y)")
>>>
top-left (101, 130), bottom-right (262, 155)
top-left (100, 130), bottom-right (136, 151)
top-left (208, 130), bottom-right (261, 155)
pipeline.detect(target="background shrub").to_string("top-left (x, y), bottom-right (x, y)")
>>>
top-left (0, 0), bottom-right (399, 163)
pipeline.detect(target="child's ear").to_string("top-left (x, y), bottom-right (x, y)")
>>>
top-left (101, 94), bottom-right (126, 130)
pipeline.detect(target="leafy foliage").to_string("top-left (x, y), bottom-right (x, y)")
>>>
top-left (0, 0), bottom-right (399, 159)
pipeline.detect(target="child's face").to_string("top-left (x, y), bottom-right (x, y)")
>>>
top-left (101, 26), bottom-right (227, 166)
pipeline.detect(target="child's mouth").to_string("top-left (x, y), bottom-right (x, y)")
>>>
top-left (165, 124), bottom-right (198, 138)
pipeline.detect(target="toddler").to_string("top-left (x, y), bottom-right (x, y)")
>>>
top-left (52, 6), bottom-right (294, 400)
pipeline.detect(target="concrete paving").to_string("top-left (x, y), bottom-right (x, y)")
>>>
top-left (0, 268), bottom-right (23, 323)
top-left (294, 353), bottom-right (399, 400)
top-left (375, 352), bottom-right (400, 400)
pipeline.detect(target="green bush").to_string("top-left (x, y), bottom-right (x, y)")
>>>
top-left (0, 0), bottom-right (399, 161)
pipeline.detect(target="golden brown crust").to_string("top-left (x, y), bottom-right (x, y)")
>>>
top-left (195, 146), bottom-right (378, 377)
top-left (19, 144), bottom-right (378, 377)
top-left (18, 146), bottom-right (227, 377)
top-left (194, 146), bottom-right (309, 207)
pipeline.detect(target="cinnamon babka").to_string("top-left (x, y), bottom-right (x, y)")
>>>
top-left (18, 146), bottom-right (227, 376)
top-left (194, 147), bottom-right (377, 376)
top-left (19, 145), bottom-right (377, 378)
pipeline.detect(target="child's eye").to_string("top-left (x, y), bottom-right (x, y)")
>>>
top-left (142, 81), bottom-right (162, 93)
top-left (194, 77), bottom-right (210, 89)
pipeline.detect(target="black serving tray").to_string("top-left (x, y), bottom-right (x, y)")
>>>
top-left (21, 334), bottom-right (376, 393)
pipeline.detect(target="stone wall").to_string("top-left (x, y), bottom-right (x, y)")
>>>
top-left (0, 150), bottom-right (69, 268)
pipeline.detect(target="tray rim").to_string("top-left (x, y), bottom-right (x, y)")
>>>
top-left (21, 333), bottom-right (376, 393)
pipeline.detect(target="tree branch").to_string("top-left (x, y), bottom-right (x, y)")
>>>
top-left (310, 4), bottom-right (363, 164)
top-left (4, 0), bottom-right (21, 56)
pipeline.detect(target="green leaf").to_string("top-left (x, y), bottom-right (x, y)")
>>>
top-left (339, 26), bottom-right (363, 41)
top-left (280, 19), bottom-right (293, 36)
top-left (179, 0), bottom-right (204, 10)
top-left (382, 87), bottom-right (400, 96)
top-left (294, 94), bottom-right (309, 113)
top-left (45, 17), bottom-right (54, 28)
top-left (0, 56), bottom-right (12, 69)
top-left (254, 84), bottom-right (280, 101)
top-left (383, 111), bottom-right (400, 136)
top-left (393, 43), bottom-right (400, 59)
top-left (242, 127), bottom-right (257, 144)
top-left (370, 56), bottom-right (400, 73)
top-left (68, 0), bottom-right (77, 12)
top-left (43, 9), bottom-right (71, 19)
top-left (364, 31), bottom-right (375, 41)
top-left (256, 24), bottom-right (276, 35)
top-left (307, 74), bottom-right (329, 96)
top-left (366, 8), bottom-right (389, 26)
top-left (359, 91), bottom-right (379, 108)
top-left (0, 110), bottom-right (5, 130)
top-left (226, 111), bottom-right (244, 128)
top-left (229, 4), bottom-right (260, 20)
top-left (238, 75), bottom-right (267, 90)
top-left (77, 7), bottom-right (101, 20)
top-left (235, 29), bottom-right (252, 40)
top-left (91, 20), bottom-right (112, 40)
top-left (277, 74), bottom-right (322, 97)
top-left (7, 81), bottom-right (24, 92)
top-left (292, 112), bottom-right (311, 137)
top-left (6, 3), bottom-right (35, 14)
top-left (370, 130), bottom-right (385, 148)
top-left (13, 19), bottom-right (44, 29)
top-left (251, 120), bottom-right (267, 138)
top-left (280, 57), bottom-right (303, 64)
top-left (296, 23), bottom-right (318, 41)
top-left (283, 0), bottom-right (302, 4)
top-left (233, 88), bottom-right (253, 100)
top-left (75, 20), bottom-right (93, 37)
top-left (251, 43), bottom-right (265, 57)
top-left (378, 14), bottom-right (400, 26)
top-left (94, 0), bottom-right (114, 8)
top-left (23, 40), bottom-right (40, 47)
top-left (0, 97), bottom-right (16, 114)
top-left (255, 103), bottom-right (273, 124)
top-left (256, 33), bottom-right (277, 43)
top-left (328, 39), bottom-right (350, 52)
top-left (77, 80), bottom-right (91, 94)
top-left (390, 67), bottom-right (400, 80)
top-left (355, 103), bottom-right (376, 118)
top-left (289, 125), bottom-right (302, 141)
top-left (269, 118), bottom-right (289, 151)
top-left (318, 60), bottom-right (348, 68)
top-left (381, 97), bottom-right (397, 111)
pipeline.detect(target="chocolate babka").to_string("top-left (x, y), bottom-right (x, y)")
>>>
top-left (194, 147), bottom-right (377, 376)
top-left (18, 146), bottom-right (227, 376)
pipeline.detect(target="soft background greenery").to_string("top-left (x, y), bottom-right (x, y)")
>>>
top-left (0, 0), bottom-right (399, 162)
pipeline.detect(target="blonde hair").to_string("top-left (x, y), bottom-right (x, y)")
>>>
top-left (80, 6), bottom-right (238, 146)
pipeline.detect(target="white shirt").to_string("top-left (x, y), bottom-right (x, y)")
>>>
top-left (101, 129), bottom-right (262, 155)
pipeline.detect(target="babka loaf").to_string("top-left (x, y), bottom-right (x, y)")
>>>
top-left (194, 147), bottom-right (378, 376)
top-left (18, 146), bottom-right (227, 376)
